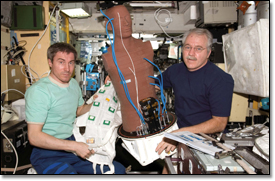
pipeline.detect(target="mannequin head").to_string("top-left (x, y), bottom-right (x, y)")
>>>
top-left (105, 5), bottom-right (132, 38)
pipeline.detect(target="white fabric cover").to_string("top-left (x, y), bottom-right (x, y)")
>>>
top-left (222, 19), bottom-right (269, 97)
top-left (73, 81), bottom-right (122, 174)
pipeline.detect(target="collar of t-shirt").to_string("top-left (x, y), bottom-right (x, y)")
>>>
top-left (48, 75), bottom-right (70, 88)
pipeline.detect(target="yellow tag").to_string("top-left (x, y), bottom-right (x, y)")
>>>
top-left (106, 98), bottom-right (110, 102)
top-left (86, 138), bottom-right (95, 144)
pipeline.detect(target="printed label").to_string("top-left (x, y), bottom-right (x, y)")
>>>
top-left (105, 82), bottom-right (111, 87)
top-left (93, 102), bottom-right (100, 107)
top-left (113, 96), bottom-right (117, 103)
top-left (103, 120), bottom-right (111, 125)
top-left (108, 107), bottom-right (115, 113)
top-left (88, 115), bottom-right (95, 121)
top-left (99, 89), bottom-right (106, 94)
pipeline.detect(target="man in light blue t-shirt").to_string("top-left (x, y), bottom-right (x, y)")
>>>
top-left (25, 42), bottom-right (125, 174)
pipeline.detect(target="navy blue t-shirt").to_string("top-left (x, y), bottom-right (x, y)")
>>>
top-left (157, 61), bottom-right (234, 128)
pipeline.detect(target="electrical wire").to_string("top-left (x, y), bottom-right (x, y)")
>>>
top-left (144, 58), bottom-right (167, 114)
top-left (27, 3), bottom-right (59, 84)
top-left (1, 130), bottom-right (18, 174)
top-left (153, 1), bottom-right (184, 39)
top-left (1, 89), bottom-right (25, 97)
top-left (1, 89), bottom-right (25, 174)
top-left (117, 12), bottom-right (143, 124)
top-left (20, 65), bottom-right (39, 82)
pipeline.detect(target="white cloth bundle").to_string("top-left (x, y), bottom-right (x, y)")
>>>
top-left (73, 81), bottom-right (122, 174)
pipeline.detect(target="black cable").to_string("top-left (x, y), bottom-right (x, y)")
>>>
top-left (1, 93), bottom-right (6, 106)
top-left (12, 36), bottom-right (32, 85)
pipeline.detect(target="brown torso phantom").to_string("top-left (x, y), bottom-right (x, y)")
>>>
top-left (102, 39), bottom-right (157, 133)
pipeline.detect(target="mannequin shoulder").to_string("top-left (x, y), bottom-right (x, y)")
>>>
top-left (135, 39), bottom-right (152, 49)
top-left (102, 48), bottom-right (112, 60)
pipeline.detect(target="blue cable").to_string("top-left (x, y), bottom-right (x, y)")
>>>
top-left (155, 98), bottom-right (161, 121)
top-left (148, 76), bottom-right (166, 112)
top-left (100, 9), bottom-right (145, 125)
top-left (149, 82), bottom-right (166, 114)
top-left (144, 58), bottom-right (167, 115)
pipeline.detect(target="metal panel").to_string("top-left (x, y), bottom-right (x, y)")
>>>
top-left (10, 5), bottom-right (45, 30)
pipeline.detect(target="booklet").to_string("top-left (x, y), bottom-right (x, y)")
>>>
top-left (164, 131), bottom-right (223, 156)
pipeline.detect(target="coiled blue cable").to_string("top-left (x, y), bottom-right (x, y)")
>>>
top-left (100, 9), bottom-right (145, 125)
top-left (144, 58), bottom-right (167, 115)
top-left (148, 76), bottom-right (167, 113)
top-left (149, 82), bottom-right (166, 115)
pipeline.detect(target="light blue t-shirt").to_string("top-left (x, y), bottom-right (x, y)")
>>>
top-left (25, 76), bottom-right (84, 139)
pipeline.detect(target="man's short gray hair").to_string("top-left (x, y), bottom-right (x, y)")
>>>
top-left (182, 28), bottom-right (213, 53)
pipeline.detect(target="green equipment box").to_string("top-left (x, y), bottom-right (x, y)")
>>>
top-left (11, 5), bottom-right (45, 30)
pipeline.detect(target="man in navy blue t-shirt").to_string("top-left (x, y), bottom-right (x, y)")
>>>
top-left (155, 28), bottom-right (234, 164)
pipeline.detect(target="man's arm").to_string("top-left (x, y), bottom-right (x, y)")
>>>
top-left (76, 94), bottom-right (99, 117)
top-left (155, 116), bottom-right (228, 155)
top-left (76, 103), bottom-right (93, 117)
top-left (28, 123), bottom-right (94, 159)
top-left (174, 116), bottom-right (228, 134)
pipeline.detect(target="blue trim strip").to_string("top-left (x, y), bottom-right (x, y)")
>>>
top-left (55, 163), bottom-right (69, 174)
top-left (43, 162), bottom-right (61, 174)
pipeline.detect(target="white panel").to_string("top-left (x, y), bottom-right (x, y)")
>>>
top-left (203, 1), bottom-right (237, 24)
top-left (183, 5), bottom-right (197, 25)
top-left (132, 13), bottom-right (195, 34)
top-left (69, 13), bottom-right (106, 34)
top-left (70, 12), bottom-right (195, 35)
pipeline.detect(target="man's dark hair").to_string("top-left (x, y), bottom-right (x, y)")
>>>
top-left (47, 42), bottom-right (77, 62)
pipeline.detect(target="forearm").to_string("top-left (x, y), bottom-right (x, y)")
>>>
top-left (76, 103), bottom-right (92, 117)
top-left (28, 129), bottom-right (76, 152)
top-left (174, 116), bottom-right (228, 134)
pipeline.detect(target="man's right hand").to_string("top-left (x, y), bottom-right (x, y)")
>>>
top-left (155, 85), bottom-right (160, 92)
top-left (28, 123), bottom-right (95, 160)
top-left (73, 142), bottom-right (95, 159)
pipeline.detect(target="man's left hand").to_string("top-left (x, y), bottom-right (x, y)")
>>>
top-left (155, 137), bottom-right (177, 155)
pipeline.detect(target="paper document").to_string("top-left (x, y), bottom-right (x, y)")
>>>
top-left (164, 131), bottom-right (223, 156)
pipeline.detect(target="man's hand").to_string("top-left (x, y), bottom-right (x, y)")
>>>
top-left (155, 85), bottom-right (160, 93)
top-left (104, 75), bottom-right (111, 84)
top-left (155, 137), bottom-right (177, 155)
top-left (76, 94), bottom-right (99, 117)
top-left (73, 141), bottom-right (95, 159)
top-left (28, 123), bottom-right (95, 159)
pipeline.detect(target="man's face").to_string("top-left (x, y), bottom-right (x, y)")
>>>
top-left (182, 33), bottom-right (211, 72)
top-left (48, 52), bottom-right (75, 84)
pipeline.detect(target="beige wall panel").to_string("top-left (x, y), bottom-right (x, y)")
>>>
top-left (14, 2), bottom-right (50, 88)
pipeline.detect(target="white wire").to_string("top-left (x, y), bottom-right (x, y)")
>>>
top-left (129, 67), bottom-right (142, 113)
top-left (153, 5), bottom-right (184, 38)
top-left (40, 70), bottom-right (51, 78)
top-left (1, 89), bottom-right (25, 174)
top-left (21, 65), bottom-right (40, 82)
top-left (118, 12), bottom-right (143, 124)
top-left (1, 130), bottom-right (18, 174)
top-left (27, 3), bottom-right (59, 84)
top-left (154, 9), bottom-right (172, 26)
top-left (1, 89), bottom-right (25, 96)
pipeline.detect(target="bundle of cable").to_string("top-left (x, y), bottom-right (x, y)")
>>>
top-left (73, 81), bottom-right (122, 174)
